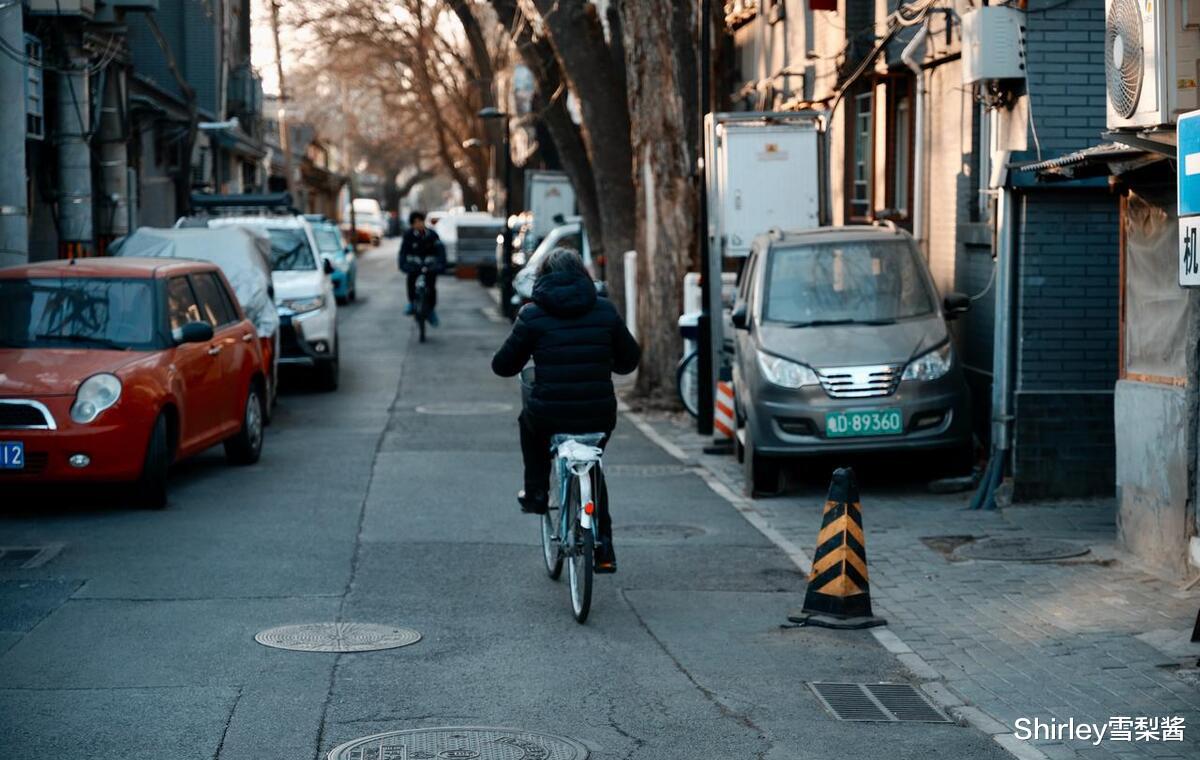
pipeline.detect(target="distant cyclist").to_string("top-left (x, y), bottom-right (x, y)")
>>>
top-left (491, 247), bottom-right (640, 572)
top-left (398, 211), bottom-right (446, 326)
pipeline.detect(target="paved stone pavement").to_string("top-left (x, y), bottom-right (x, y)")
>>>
top-left (636, 411), bottom-right (1200, 760)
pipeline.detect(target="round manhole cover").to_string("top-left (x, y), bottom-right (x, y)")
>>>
top-left (415, 402), bottom-right (513, 415)
top-left (622, 523), bottom-right (707, 541)
top-left (328, 727), bottom-right (588, 760)
top-left (255, 623), bottom-right (421, 652)
top-left (605, 464), bottom-right (690, 477)
top-left (953, 537), bottom-right (1090, 562)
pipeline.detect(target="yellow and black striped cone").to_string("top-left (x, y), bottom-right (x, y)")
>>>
top-left (787, 467), bottom-right (886, 629)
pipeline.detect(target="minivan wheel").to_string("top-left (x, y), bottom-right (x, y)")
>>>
top-left (132, 413), bottom-right (170, 510)
top-left (224, 385), bottom-right (264, 465)
top-left (743, 440), bottom-right (781, 498)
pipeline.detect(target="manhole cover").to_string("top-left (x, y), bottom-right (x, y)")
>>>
top-left (255, 623), bottom-right (421, 652)
top-left (622, 523), bottom-right (707, 541)
top-left (809, 683), bottom-right (949, 723)
top-left (953, 537), bottom-right (1089, 562)
top-left (604, 464), bottom-right (690, 477)
top-left (328, 727), bottom-right (588, 760)
top-left (0, 544), bottom-right (64, 569)
top-left (415, 402), bottom-right (513, 415)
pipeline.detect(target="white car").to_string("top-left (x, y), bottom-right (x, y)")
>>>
top-left (183, 213), bottom-right (340, 391)
top-left (512, 219), bottom-right (603, 303)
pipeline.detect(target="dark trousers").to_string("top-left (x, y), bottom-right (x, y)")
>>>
top-left (406, 271), bottom-right (438, 311)
top-left (519, 411), bottom-right (612, 539)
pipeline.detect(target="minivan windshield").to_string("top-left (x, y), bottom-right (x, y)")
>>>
top-left (266, 228), bottom-right (317, 271)
top-left (763, 239), bottom-right (935, 326)
top-left (0, 277), bottom-right (159, 350)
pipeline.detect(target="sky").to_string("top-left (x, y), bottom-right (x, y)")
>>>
top-left (249, 0), bottom-right (302, 97)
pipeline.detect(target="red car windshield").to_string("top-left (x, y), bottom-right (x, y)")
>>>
top-left (0, 277), bottom-right (162, 350)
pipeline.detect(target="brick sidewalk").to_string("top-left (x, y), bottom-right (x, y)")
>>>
top-left (636, 410), bottom-right (1200, 760)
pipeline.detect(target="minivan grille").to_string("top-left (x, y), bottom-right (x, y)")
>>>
top-left (816, 365), bottom-right (902, 398)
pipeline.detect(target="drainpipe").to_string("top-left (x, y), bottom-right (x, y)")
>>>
top-left (57, 43), bottom-right (92, 257)
top-left (971, 140), bottom-right (1015, 510)
top-left (98, 67), bottom-right (129, 242)
top-left (0, 2), bottom-right (27, 265)
top-left (901, 25), bottom-right (928, 252)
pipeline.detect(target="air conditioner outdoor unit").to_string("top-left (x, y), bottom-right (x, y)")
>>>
top-left (1105, 0), bottom-right (1200, 130)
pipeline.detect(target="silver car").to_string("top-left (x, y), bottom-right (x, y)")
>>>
top-left (731, 225), bottom-right (973, 496)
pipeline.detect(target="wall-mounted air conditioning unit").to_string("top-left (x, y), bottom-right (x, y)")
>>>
top-left (1105, 0), bottom-right (1200, 130)
top-left (962, 6), bottom-right (1027, 84)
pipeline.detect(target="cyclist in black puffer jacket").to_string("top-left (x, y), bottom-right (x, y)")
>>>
top-left (492, 247), bottom-right (640, 571)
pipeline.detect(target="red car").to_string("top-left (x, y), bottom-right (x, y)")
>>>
top-left (0, 258), bottom-right (268, 508)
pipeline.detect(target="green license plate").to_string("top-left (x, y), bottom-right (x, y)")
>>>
top-left (825, 409), bottom-right (903, 438)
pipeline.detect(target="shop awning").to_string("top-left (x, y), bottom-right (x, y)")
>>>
top-left (1015, 142), bottom-right (1161, 182)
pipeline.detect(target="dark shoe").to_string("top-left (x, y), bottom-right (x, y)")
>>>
top-left (594, 539), bottom-right (617, 574)
top-left (518, 489), bottom-right (548, 515)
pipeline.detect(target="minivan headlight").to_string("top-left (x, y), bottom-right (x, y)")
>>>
top-left (71, 373), bottom-right (122, 424)
top-left (902, 343), bottom-right (952, 382)
top-left (757, 353), bottom-right (819, 389)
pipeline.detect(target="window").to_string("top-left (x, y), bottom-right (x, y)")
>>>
top-left (266, 228), bottom-right (317, 271)
top-left (167, 276), bottom-right (202, 333)
top-left (191, 273), bottom-right (239, 327)
top-left (0, 278), bottom-right (158, 350)
top-left (848, 91), bottom-right (874, 220)
top-left (314, 227), bottom-right (343, 254)
top-left (763, 240), bottom-right (935, 325)
top-left (892, 89), bottom-right (911, 216)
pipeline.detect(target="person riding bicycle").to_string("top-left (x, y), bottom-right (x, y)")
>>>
top-left (398, 211), bottom-right (446, 327)
top-left (492, 247), bottom-right (640, 572)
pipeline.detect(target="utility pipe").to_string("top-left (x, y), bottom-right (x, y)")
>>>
top-left (901, 25), bottom-right (929, 252)
top-left (0, 2), bottom-right (27, 265)
top-left (57, 46), bottom-right (92, 254)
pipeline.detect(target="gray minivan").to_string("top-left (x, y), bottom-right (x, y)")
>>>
top-left (731, 225), bottom-right (973, 496)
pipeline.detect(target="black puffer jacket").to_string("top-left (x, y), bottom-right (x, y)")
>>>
top-left (492, 269), bottom-right (640, 432)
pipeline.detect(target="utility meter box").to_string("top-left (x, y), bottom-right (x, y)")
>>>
top-left (705, 113), bottom-right (821, 258)
top-left (962, 6), bottom-right (1026, 84)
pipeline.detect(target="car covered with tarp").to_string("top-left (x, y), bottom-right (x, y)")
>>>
top-left (114, 226), bottom-right (281, 414)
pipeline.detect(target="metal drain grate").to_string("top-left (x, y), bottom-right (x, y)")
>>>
top-left (809, 682), bottom-right (950, 723)
top-left (0, 544), bottom-right (64, 569)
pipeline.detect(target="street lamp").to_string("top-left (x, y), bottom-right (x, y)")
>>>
top-left (478, 107), bottom-right (515, 316)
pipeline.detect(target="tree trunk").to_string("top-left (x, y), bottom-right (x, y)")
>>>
top-left (617, 0), bottom-right (699, 405)
top-left (487, 0), bottom-right (604, 270)
top-left (528, 0), bottom-right (636, 318)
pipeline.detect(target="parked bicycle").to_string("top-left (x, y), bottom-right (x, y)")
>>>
top-left (540, 432), bottom-right (607, 623)
top-left (676, 348), bottom-right (699, 418)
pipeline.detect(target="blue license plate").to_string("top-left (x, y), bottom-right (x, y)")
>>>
top-left (0, 441), bottom-right (24, 470)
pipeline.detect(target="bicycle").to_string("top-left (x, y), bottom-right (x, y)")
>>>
top-left (540, 432), bottom-right (607, 623)
top-left (410, 256), bottom-right (437, 343)
top-left (676, 348), bottom-right (699, 418)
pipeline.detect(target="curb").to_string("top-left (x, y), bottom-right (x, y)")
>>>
top-left (622, 408), bottom-right (1052, 760)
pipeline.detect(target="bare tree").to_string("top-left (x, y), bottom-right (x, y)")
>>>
top-left (524, 0), bottom-right (636, 316)
top-left (617, 0), bottom-right (698, 403)
top-left (290, 0), bottom-right (506, 208)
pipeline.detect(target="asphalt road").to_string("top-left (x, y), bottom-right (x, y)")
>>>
top-left (0, 243), bottom-right (1008, 759)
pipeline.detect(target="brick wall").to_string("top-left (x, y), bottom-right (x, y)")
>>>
top-left (1013, 191), bottom-right (1120, 498)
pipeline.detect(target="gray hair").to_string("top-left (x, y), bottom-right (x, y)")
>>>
top-left (538, 246), bottom-right (590, 279)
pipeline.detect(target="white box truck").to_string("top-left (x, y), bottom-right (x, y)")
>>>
top-left (704, 112), bottom-right (822, 258)
top-left (525, 171), bottom-right (577, 242)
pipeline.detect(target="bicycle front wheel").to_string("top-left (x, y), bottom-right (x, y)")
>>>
top-left (676, 350), bottom-right (699, 418)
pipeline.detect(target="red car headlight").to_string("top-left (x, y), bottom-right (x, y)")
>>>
top-left (70, 373), bottom-right (122, 424)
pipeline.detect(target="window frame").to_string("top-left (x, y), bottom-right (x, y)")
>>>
top-left (189, 271), bottom-right (240, 329)
top-left (844, 87), bottom-right (875, 223)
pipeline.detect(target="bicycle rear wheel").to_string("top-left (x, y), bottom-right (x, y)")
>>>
top-left (566, 477), bottom-right (593, 623)
top-left (676, 349), bottom-right (699, 418)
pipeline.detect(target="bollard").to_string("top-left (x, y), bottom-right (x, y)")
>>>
top-left (788, 467), bottom-right (886, 629)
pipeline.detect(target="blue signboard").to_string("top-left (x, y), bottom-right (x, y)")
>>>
top-left (1178, 110), bottom-right (1200, 286)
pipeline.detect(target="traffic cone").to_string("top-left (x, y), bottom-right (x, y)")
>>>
top-left (788, 467), bottom-right (886, 629)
